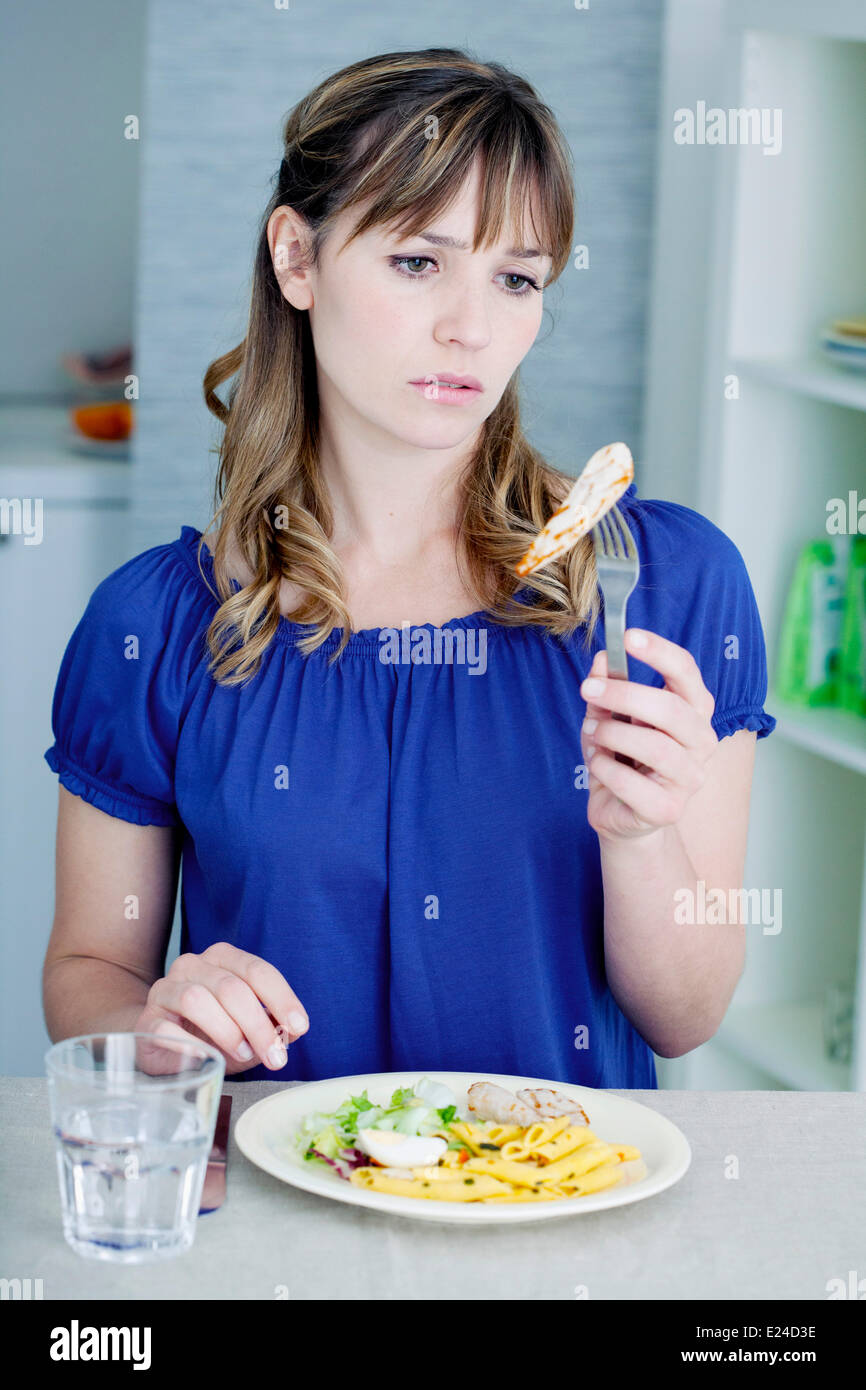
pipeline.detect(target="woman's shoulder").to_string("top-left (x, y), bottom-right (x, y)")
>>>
top-left (616, 483), bottom-right (775, 740)
top-left (619, 483), bottom-right (749, 581)
top-left (59, 524), bottom-right (229, 700)
top-left (44, 525), bottom-right (225, 826)
top-left (84, 524), bottom-right (227, 633)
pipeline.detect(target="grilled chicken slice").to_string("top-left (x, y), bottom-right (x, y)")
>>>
top-left (466, 1082), bottom-right (539, 1126)
top-left (515, 441), bottom-right (634, 577)
top-left (516, 1088), bottom-right (590, 1126)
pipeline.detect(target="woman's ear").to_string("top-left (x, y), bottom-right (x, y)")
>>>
top-left (267, 206), bottom-right (315, 310)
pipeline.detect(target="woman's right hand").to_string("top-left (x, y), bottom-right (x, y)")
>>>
top-left (132, 942), bottom-right (309, 1075)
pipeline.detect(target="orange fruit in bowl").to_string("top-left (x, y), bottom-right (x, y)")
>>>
top-left (70, 401), bottom-right (134, 441)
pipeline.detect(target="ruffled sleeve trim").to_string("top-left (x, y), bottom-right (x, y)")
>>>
top-left (712, 704), bottom-right (777, 742)
top-left (44, 745), bottom-right (180, 827)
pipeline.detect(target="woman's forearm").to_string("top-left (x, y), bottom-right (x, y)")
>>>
top-left (43, 956), bottom-right (151, 1042)
top-left (599, 823), bottom-right (745, 1058)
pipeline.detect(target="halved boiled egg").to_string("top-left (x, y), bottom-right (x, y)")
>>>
top-left (356, 1128), bottom-right (448, 1168)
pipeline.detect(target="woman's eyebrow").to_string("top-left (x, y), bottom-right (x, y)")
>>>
top-left (413, 231), bottom-right (550, 261)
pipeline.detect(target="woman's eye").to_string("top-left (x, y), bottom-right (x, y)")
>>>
top-left (498, 272), bottom-right (540, 297)
top-left (390, 255), bottom-right (436, 277)
top-left (400, 256), bottom-right (432, 274)
top-left (388, 256), bottom-right (540, 297)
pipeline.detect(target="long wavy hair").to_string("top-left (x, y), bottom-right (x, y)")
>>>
top-left (200, 46), bottom-right (602, 684)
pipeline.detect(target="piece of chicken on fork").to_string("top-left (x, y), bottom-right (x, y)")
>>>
top-left (515, 441), bottom-right (634, 578)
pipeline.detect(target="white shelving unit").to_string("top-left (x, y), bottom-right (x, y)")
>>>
top-left (647, 0), bottom-right (866, 1090)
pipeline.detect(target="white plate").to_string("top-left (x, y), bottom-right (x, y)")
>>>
top-left (234, 1070), bottom-right (691, 1225)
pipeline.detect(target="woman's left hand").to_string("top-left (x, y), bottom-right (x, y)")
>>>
top-left (579, 628), bottom-right (719, 843)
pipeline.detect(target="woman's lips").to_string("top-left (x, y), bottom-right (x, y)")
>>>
top-left (409, 377), bottom-right (483, 404)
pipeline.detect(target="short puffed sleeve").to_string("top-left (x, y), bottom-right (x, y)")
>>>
top-left (618, 493), bottom-right (777, 743)
top-left (43, 538), bottom-right (206, 825)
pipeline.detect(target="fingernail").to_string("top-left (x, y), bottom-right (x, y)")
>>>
top-left (267, 1042), bottom-right (287, 1068)
top-left (287, 1009), bottom-right (308, 1035)
top-left (582, 678), bottom-right (604, 696)
top-left (583, 718), bottom-right (598, 736)
top-left (236, 1041), bottom-right (254, 1060)
top-left (628, 629), bottom-right (647, 648)
top-left (585, 743), bottom-right (596, 761)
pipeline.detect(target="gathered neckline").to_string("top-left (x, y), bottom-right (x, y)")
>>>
top-left (176, 525), bottom-right (520, 652)
top-left (174, 482), bottom-right (638, 652)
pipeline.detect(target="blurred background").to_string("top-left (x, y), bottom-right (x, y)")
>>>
top-left (2, 0), bottom-right (865, 1088)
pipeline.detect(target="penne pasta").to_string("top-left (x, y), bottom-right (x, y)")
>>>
top-left (501, 1115), bottom-right (573, 1160)
top-left (457, 1154), bottom-right (563, 1189)
top-left (526, 1116), bottom-right (572, 1147)
top-left (555, 1162), bottom-right (626, 1197)
top-left (447, 1121), bottom-right (505, 1156)
top-left (483, 1123), bottom-right (523, 1145)
top-left (532, 1140), bottom-right (617, 1186)
top-left (407, 1164), bottom-right (469, 1182)
top-left (349, 1168), bottom-right (515, 1201)
top-left (532, 1124), bottom-right (600, 1164)
top-left (481, 1185), bottom-right (564, 1202)
top-left (499, 1141), bottom-right (527, 1160)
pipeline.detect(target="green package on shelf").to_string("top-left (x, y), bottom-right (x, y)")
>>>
top-left (775, 537), bottom-right (848, 708)
top-left (838, 536), bottom-right (866, 717)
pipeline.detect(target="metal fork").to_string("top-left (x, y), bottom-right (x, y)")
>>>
top-left (591, 503), bottom-right (640, 766)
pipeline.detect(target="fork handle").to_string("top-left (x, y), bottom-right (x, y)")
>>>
top-left (605, 623), bottom-right (635, 766)
top-left (605, 615), bottom-right (628, 679)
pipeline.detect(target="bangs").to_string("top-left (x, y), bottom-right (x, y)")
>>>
top-left (331, 88), bottom-right (574, 283)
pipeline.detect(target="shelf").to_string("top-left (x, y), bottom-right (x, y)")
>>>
top-left (715, 1000), bottom-right (852, 1090)
top-left (768, 690), bottom-right (866, 774)
top-left (730, 353), bottom-right (866, 413)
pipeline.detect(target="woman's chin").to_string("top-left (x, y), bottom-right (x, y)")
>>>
top-left (390, 412), bottom-right (486, 451)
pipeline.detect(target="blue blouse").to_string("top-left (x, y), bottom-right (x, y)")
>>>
top-left (44, 483), bottom-right (776, 1087)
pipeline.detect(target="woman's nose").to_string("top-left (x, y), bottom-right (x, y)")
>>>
top-left (432, 286), bottom-right (492, 351)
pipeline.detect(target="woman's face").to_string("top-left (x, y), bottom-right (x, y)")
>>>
top-left (277, 161), bottom-right (552, 452)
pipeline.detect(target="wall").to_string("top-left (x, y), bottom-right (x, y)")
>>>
top-left (0, 0), bottom-right (146, 399)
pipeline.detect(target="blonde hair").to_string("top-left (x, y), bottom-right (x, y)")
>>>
top-left (200, 46), bottom-right (601, 684)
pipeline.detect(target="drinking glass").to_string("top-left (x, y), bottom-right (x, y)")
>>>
top-left (46, 1032), bottom-right (225, 1263)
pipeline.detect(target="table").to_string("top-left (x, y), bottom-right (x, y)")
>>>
top-left (1, 1080), bottom-right (862, 1300)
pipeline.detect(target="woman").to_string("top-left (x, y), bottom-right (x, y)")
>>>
top-left (42, 48), bottom-right (775, 1087)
